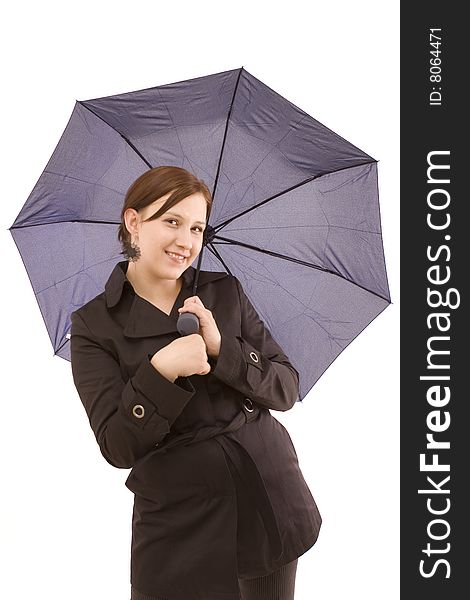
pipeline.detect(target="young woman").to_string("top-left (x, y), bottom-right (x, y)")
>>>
top-left (70, 166), bottom-right (322, 600)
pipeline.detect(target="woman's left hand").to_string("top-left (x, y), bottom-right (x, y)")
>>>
top-left (178, 296), bottom-right (221, 359)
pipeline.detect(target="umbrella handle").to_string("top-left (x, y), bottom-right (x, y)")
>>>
top-left (176, 311), bottom-right (200, 336)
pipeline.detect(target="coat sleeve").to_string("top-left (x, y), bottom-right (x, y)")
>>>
top-left (70, 310), bottom-right (196, 469)
top-left (209, 277), bottom-right (300, 411)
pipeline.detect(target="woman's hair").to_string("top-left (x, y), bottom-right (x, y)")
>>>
top-left (118, 166), bottom-right (213, 258)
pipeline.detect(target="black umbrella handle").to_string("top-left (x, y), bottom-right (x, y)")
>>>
top-left (177, 311), bottom-right (200, 336)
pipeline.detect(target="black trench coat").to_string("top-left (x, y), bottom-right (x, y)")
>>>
top-left (70, 260), bottom-right (322, 600)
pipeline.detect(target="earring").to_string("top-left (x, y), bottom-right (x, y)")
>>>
top-left (126, 234), bottom-right (141, 262)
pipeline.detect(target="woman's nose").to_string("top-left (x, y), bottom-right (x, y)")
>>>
top-left (175, 229), bottom-right (192, 250)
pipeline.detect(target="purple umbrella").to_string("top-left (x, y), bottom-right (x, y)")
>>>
top-left (9, 66), bottom-right (390, 401)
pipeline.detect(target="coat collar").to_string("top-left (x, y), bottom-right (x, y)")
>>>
top-left (105, 260), bottom-right (229, 338)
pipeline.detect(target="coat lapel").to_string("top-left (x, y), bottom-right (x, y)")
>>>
top-left (105, 260), bottom-right (228, 338)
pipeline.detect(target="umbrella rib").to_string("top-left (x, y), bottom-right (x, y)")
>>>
top-left (80, 102), bottom-right (153, 168)
top-left (191, 243), bottom-right (233, 296)
top-left (56, 336), bottom-right (70, 356)
top-left (212, 234), bottom-right (390, 303)
top-left (213, 160), bottom-right (377, 233)
top-left (207, 243), bottom-right (233, 275)
top-left (211, 67), bottom-right (244, 201)
top-left (9, 219), bottom-right (120, 229)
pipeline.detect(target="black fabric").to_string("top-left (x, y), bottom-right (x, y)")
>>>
top-left (129, 446), bottom-right (299, 600)
top-left (238, 559), bottom-right (298, 600)
top-left (223, 439), bottom-right (280, 576)
top-left (70, 262), bottom-right (321, 598)
top-left (130, 559), bottom-right (298, 600)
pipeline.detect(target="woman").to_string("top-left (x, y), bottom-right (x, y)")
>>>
top-left (70, 166), bottom-right (322, 600)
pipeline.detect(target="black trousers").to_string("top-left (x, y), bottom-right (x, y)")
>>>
top-left (130, 557), bottom-right (298, 600)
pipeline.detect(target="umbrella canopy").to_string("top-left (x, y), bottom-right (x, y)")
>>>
top-left (9, 66), bottom-right (390, 400)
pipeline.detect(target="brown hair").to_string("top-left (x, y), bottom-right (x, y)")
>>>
top-left (118, 166), bottom-right (213, 259)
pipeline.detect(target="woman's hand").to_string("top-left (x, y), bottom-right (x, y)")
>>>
top-left (151, 334), bottom-right (211, 380)
top-left (178, 296), bottom-right (221, 359)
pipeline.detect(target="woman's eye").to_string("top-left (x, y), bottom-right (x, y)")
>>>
top-left (166, 219), bottom-right (203, 233)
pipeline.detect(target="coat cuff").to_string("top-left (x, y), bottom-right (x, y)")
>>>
top-left (210, 332), bottom-right (263, 389)
top-left (123, 355), bottom-right (196, 428)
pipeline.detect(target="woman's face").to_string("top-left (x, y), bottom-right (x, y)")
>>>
top-left (125, 191), bottom-right (208, 280)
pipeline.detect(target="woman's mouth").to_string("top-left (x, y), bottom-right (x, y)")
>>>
top-left (165, 251), bottom-right (187, 264)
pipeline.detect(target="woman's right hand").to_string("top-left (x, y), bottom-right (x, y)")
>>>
top-left (150, 334), bottom-right (211, 382)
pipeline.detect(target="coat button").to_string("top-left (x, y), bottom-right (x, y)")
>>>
top-left (132, 404), bottom-right (145, 418)
top-left (249, 351), bottom-right (259, 363)
top-left (243, 398), bottom-right (254, 412)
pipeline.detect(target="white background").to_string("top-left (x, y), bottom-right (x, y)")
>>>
top-left (1, 1), bottom-right (399, 598)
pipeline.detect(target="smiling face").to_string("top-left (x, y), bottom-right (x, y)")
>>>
top-left (124, 191), bottom-right (208, 282)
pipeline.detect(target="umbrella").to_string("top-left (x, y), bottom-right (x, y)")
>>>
top-left (9, 66), bottom-right (390, 401)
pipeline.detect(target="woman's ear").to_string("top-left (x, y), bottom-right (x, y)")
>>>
top-left (124, 207), bottom-right (139, 235)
